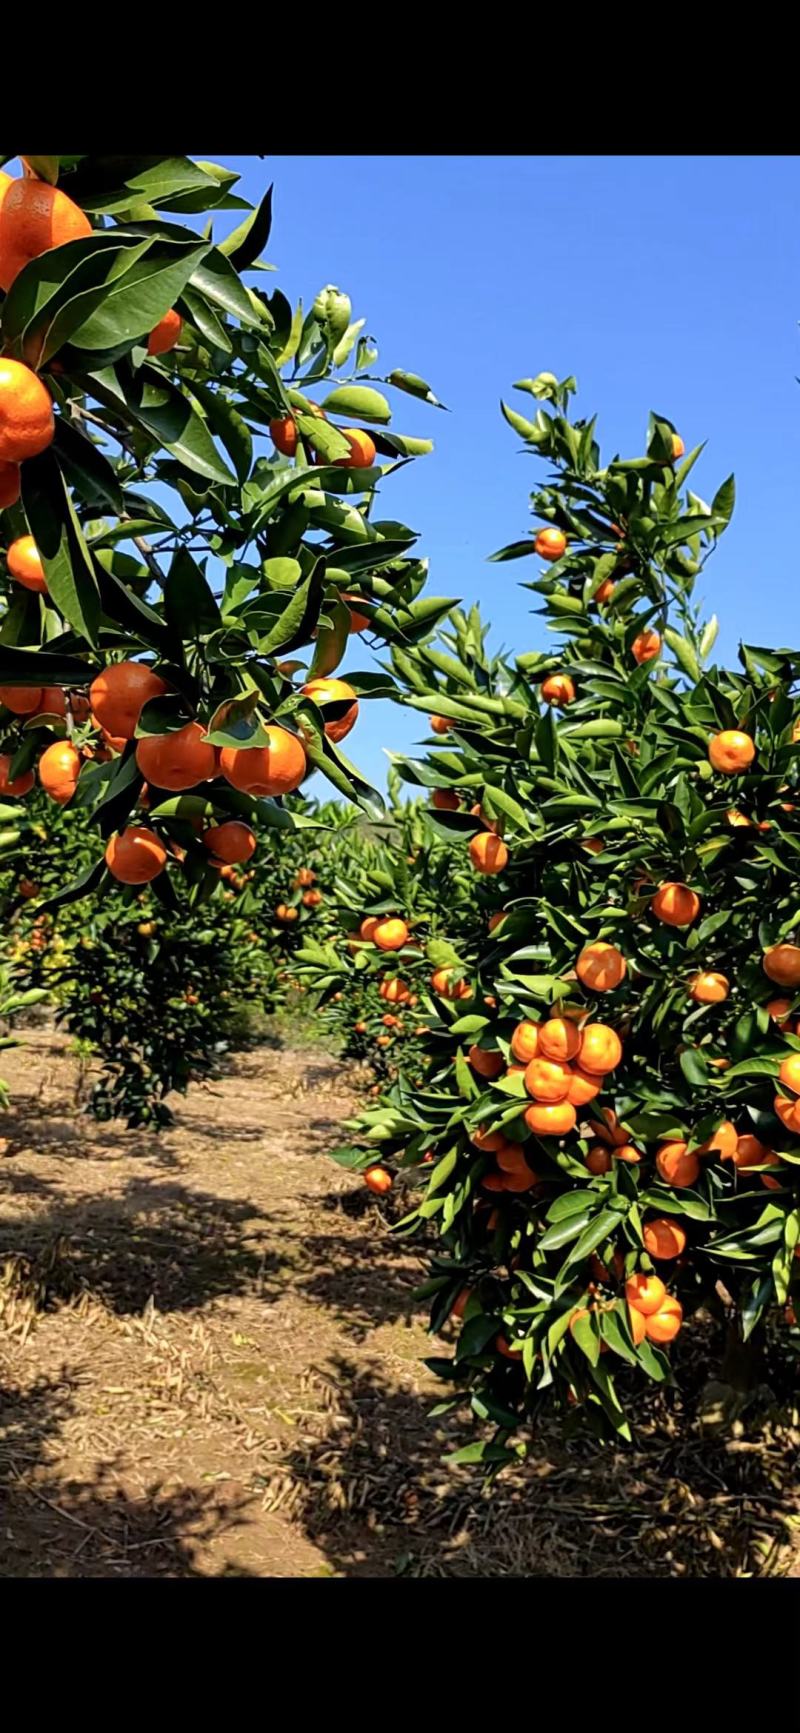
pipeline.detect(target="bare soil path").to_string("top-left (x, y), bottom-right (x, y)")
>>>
top-left (1, 1033), bottom-right (798, 1577)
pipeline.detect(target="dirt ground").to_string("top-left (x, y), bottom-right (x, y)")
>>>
top-left (1, 1031), bottom-right (799, 1578)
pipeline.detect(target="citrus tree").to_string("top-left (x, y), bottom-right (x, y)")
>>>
top-left (0, 153), bottom-right (452, 933)
top-left (289, 769), bottom-right (486, 1085)
top-left (330, 374), bottom-right (799, 1458)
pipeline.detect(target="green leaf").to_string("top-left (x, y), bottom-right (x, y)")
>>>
top-left (218, 184), bottom-right (273, 270)
top-left (67, 237), bottom-right (210, 350)
top-left (118, 367), bottom-right (236, 487)
top-left (256, 568), bottom-right (323, 656)
top-left (500, 400), bottom-right (537, 440)
top-left (321, 385), bottom-right (391, 425)
top-left (711, 475), bottom-right (735, 524)
top-left (663, 628), bottom-right (700, 684)
top-left (386, 370), bottom-right (447, 410)
top-left (163, 548), bottom-right (222, 637)
top-left (21, 450), bottom-right (102, 646)
top-left (188, 380), bottom-right (253, 483)
top-left (53, 418), bottom-right (125, 514)
top-left (31, 855), bottom-right (108, 914)
top-left (22, 156), bottom-right (60, 184)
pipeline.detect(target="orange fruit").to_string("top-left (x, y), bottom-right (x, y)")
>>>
top-left (452, 1287), bottom-right (471, 1320)
top-left (538, 1016), bottom-right (582, 1063)
top-left (732, 1134), bottom-right (776, 1172)
top-left (576, 942), bottom-right (626, 992)
top-left (89, 661), bottom-right (167, 739)
top-left (651, 881), bottom-right (701, 927)
top-left (585, 1144), bottom-right (612, 1174)
top-left (581, 836), bottom-right (605, 854)
top-left (0, 752), bottom-right (34, 797)
top-left (270, 415), bottom-right (299, 457)
top-left (430, 714), bottom-right (453, 735)
top-left (373, 917), bottom-right (409, 952)
top-left (588, 1108), bottom-right (629, 1147)
top-left (220, 727), bottom-right (306, 796)
top-left (632, 628), bottom-right (661, 664)
top-left (203, 821), bottom-right (256, 864)
top-left (523, 1100), bottom-right (577, 1137)
top-left (535, 527), bottom-right (567, 561)
top-left (495, 1141), bottom-right (534, 1174)
top-left (364, 1165), bottom-right (393, 1196)
top-left (645, 1295), bottom-right (683, 1343)
top-left (578, 1023), bottom-right (622, 1075)
top-left (294, 867), bottom-right (316, 887)
top-left (7, 535), bottom-right (47, 592)
top-left (342, 594), bottom-right (370, 634)
top-left (470, 1124), bottom-right (508, 1153)
top-left (0, 360), bottom-right (55, 463)
top-left (655, 1140), bottom-right (700, 1188)
top-left (642, 1218), bottom-right (687, 1260)
top-left (510, 1021), bottom-right (540, 1063)
top-left (360, 916), bottom-right (380, 941)
top-left (0, 177), bottom-right (92, 292)
top-left (764, 944), bottom-right (800, 988)
top-left (778, 1052), bottom-right (800, 1094)
top-left (566, 1066), bottom-right (601, 1105)
top-left (615, 1144), bottom-right (642, 1164)
top-left (540, 673), bottom-right (575, 707)
top-left (136, 721), bottom-right (216, 791)
top-left (628, 1305), bottom-right (647, 1346)
top-left (105, 825), bottom-right (167, 885)
top-left (697, 1120), bottom-right (738, 1159)
top-left (524, 1057), bottom-right (572, 1103)
top-left (624, 1273), bottom-right (666, 1316)
top-left (147, 309), bottom-right (182, 356)
top-left (379, 978), bottom-right (410, 1004)
top-left (496, 1334), bottom-right (523, 1361)
top-left (38, 740), bottom-right (81, 804)
top-left (0, 685), bottom-right (42, 715)
top-left (302, 676), bottom-right (358, 743)
top-left (334, 428), bottom-right (377, 468)
top-left (671, 433), bottom-right (685, 460)
top-left (432, 788), bottom-right (460, 811)
top-left (431, 967), bottom-right (472, 1000)
top-left (708, 730), bottom-right (756, 774)
top-left (35, 686), bottom-right (69, 719)
top-left (774, 1095), bottom-right (800, 1135)
top-left (0, 460), bottom-right (20, 508)
top-left (468, 1045), bottom-right (504, 1079)
top-left (275, 903), bottom-right (298, 923)
top-left (303, 888), bottom-right (322, 907)
top-left (689, 971), bottom-right (729, 1004)
top-left (468, 832), bottom-right (509, 874)
top-left (595, 578), bottom-right (615, 604)
top-left (499, 1158), bottom-right (538, 1192)
top-left (766, 998), bottom-right (794, 1028)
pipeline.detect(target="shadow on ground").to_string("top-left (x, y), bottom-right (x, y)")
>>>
top-left (270, 1347), bottom-right (800, 1578)
top-left (0, 1370), bottom-right (256, 1577)
top-left (0, 1179), bottom-right (287, 1316)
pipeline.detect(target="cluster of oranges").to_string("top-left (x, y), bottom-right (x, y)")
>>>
top-left (0, 172), bottom-right (185, 512)
top-left (274, 866), bottom-right (323, 925)
top-left (270, 409), bottom-right (377, 472)
top-left (624, 1274), bottom-right (683, 1345)
top-left (0, 655), bottom-right (365, 883)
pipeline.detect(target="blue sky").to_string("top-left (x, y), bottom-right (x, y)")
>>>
top-left (223, 157), bottom-right (800, 795)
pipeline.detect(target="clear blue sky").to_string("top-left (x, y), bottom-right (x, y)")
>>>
top-left (219, 156), bottom-right (800, 796)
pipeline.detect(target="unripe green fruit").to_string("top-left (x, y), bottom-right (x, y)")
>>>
top-left (313, 284), bottom-right (351, 340)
